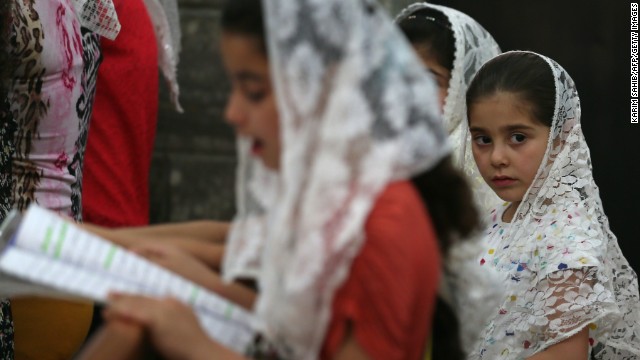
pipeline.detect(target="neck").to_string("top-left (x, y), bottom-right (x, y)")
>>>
top-left (502, 201), bottom-right (521, 223)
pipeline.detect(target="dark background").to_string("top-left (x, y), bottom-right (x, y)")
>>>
top-left (150, 1), bottom-right (638, 272)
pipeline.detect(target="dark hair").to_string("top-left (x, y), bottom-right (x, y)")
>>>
top-left (398, 8), bottom-right (455, 72)
top-left (221, 0), bottom-right (266, 54)
top-left (411, 156), bottom-right (478, 360)
top-left (466, 52), bottom-right (555, 127)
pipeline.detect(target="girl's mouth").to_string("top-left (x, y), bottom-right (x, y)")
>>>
top-left (492, 176), bottom-right (516, 187)
top-left (251, 139), bottom-right (264, 155)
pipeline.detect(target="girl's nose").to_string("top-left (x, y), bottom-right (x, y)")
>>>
top-left (224, 90), bottom-right (247, 129)
top-left (490, 144), bottom-right (509, 167)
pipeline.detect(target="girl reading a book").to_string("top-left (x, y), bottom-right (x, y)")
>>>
top-left (466, 51), bottom-right (640, 359)
top-left (80, 0), bottom-right (481, 358)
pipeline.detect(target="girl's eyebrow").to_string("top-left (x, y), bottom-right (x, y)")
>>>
top-left (427, 68), bottom-right (449, 80)
top-left (469, 124), bottom-right (535, 133)
top-left (233, 71), bottom-right (265, 83)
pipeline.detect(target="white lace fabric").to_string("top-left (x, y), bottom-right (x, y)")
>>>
top-left (395, 3), bottom-right (502, 213)
top-left (473, 52), bottom-right (640, 359)
top-left (222, 0), bottom-right (450, 358)
top-left (143, 0), bottom-right (183, 112)
top-left (71, 0), bottom-right (120, 40)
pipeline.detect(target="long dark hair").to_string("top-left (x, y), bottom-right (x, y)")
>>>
top-left (398, 7), bottom-right (455, 72)
top-left (466, 52), bottom-right (555, 127)
top-left (221, 2), bottom-right (479, 359)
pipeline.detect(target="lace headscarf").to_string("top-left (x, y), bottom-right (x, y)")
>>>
top-left (473, 51), bottom-right (640, 359)
top-left (222, 0), bottom-right (450, 357)
top-left (396, 2), bottom-right (502, 212)
top-left (71, 0), bottom-right (120, 40)
top-left (144, 0), bottom-right (183, 111)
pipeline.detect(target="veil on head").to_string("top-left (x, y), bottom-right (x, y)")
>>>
top-left (475, 51), bottom-right (640, 359)
top-left (223, 0), bottom-right (451, 357)
top-left (396, 2), bottom-right (502, 213)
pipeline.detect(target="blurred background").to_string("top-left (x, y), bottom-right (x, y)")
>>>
top-left (150, 1), bottom-right (639, 271)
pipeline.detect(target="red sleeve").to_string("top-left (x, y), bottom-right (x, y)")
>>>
top-left (320, 181), bottom-right (441, 360)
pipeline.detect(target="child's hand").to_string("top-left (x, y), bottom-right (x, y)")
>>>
top-left (103, 293), bottom-right (222, 360)
top-left (131, 243), bottom-right (217, 287)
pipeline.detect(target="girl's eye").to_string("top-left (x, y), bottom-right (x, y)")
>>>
top-left (473, 135), bottom-right (491, 145)
top-left (511, 133), bottom-right (526, 143)
top-left (245, 91), bottom-right (266, 103)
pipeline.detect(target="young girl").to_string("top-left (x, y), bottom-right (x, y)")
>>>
top-left (467, 51), bottom-right (640, 359)
top-left (80, 0), bottom-right (481, 359)
top-left (396, 3), bottom-right (502, 212)
top-left (396, 4), bottom-right (505, 356)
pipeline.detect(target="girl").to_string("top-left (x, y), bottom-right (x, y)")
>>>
top-left (396, 4), bottom-right (505, 356)
top-left (467, 51), bottom-right (640, 359)
top-left (83, 0), bottom-right (480, 359)
top-left (396, 3), bottom-right (502, 211)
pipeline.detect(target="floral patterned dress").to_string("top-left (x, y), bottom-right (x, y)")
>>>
top-left (0, 0), bottom-right (103, 357)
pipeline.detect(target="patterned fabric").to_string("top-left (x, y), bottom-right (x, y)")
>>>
top-left (71, 0), bottom-right (120, 40)
top-left (395, 2), bottom-right (502, 212)
top-left (473, 52), bottom-right (640, 359)
top-left (222, 0), bottom-right (450, 358)
top-left (0, 0), bottom-right (105, 357)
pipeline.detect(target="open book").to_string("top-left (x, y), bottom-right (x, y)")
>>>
top-left (0, 205), bottom-right (255, 353)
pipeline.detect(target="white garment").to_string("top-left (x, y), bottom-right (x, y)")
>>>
top-left (144, 0), bottom-right (183, 111)
top-left (471, 52), bottom-right (640, 360)
top-left (222, 0), bottom-right (451, 358)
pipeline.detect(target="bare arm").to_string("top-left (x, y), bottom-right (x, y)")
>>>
top-left (83, 221), bottom-right (230, 268)
top-left (527, 327), bottom-right (589, 360)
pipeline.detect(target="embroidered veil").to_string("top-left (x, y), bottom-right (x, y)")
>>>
top-left (222, 0), bottom-right (451, 357)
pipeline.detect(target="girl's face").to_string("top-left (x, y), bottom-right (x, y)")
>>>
top-left (220, 32), bottom-right (281, 170)
top-left (469, 92), bottom-right (550, 204)
top-left (414, 46), bottom-right (450, 113)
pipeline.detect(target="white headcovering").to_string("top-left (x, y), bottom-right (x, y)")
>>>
top-left (223, 0), bottom-right (451, 357)
top-left (396, 2), bottom-right (502, 212)
top-left (71, 0), bottom-right (121, 40)
top-left (473, 51), bottom-right (640, 359)
top-left (143, 0), bottom-right (183, 112)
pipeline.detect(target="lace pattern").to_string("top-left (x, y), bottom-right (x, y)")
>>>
top-left (472, 52), bottom-right (640, 360)
top-left (395, 3), bottom-right (502, 212)
top-left (222, 0), bottom-right (450, 358)
top-left (71, 0), bottom-right (120, 40)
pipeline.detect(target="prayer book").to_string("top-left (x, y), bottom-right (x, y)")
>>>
top-left (0, 205), bottom-right (254, 353)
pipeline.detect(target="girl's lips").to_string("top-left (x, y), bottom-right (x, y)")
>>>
top-left (492, 177), bottom-right (516, 187)
top-left (251, 139), bottom-right (264, 155)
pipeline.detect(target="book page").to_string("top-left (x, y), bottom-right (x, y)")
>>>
top-left (0, 205), bottom-right (255, 353)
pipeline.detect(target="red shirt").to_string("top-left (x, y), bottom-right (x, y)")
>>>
top-left (82, 0), bottom-right (158, 227)
top-left (321, 181), bottom-right (441, 360)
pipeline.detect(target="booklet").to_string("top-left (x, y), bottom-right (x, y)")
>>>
top-left (0, 205), bottom-right (254, 353)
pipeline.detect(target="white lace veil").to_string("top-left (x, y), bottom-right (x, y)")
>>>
top-left (396, 2), bottom-right (502, 212)
top-left (473, 51), bottom-right (640, 359)
top-left (71, 0), bottom-right (120, 40)
top-left (222, 0), bottom-right (451, 357)
top-left (144, 0), bottom-right (183, 112)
